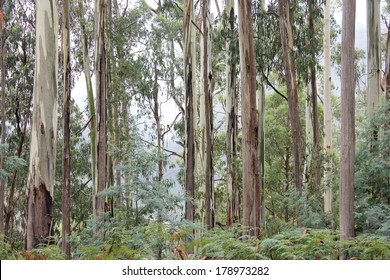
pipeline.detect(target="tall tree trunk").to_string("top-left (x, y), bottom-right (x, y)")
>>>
top-left (0, 0), bottom-right (5, 235)
top-left (284, 143), bottom-right (290, 223)
top-left (202, 0), bottom-right (214, 230)
top-left (308, 2), bottom-right (321, 196)
top-left (367, 0), bottom-right (381, 122)
top-left (303, 82), bottom-right (313, 193)
top-left (62, 0), bottom-right (71, 259)
top-left (238, 0), bottom-right (260, 238)
top-left (78, 0), bottom-right (97, 217)
top-left (339, 0), bottom-right (356, 242)
top-left (323, 0), bottom-right (333, 214)
top-left (278, 0), bottom-right (303, 226)
top-left (184, 0), bottom-right (195, 222)
top-left (257, 0), bottom-right (267, 232)
top-left (385, 24), bottom-right (390, 102)
top-left (94, 0), bottom-right (107, 216)
top-left (26, 0), bottom-right (58, 249)
top-left (225, 0), bottom-right (240, 226)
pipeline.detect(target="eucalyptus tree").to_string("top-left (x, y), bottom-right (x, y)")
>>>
top-left (238, 0), bottom-right (260, 238)
top-left (61, 0), bottom-right (71, 259)
top-left (308, 0), bottom-right (321, 196)
top-left (224, 0), bottom-right (240, 226)
top-left (256, 0), bottom-right (266, 230)
top-left (184, 0), bottom-right (195, 222)
top-left (202, 0), bottom-right (214, 230)
top-left (367, 0), bottom-right (381, 123)
top-left (26, 0), bottom-right (58, 249)
top-left (94, 0), bottom-right (108, 216)
top-left (278, 0), bottom-right (303, 226)
top-left (323, 0), bottom-right (332, 214)
top-left (0, 0), bottom-right (6, 234)
top-left (339, 0), bottom-right (356, 242)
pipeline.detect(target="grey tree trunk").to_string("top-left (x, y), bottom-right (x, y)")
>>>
top-left (26, 0), bottom-right (58, 250)
top-left (184, 0), bottom-right (195, 222)
top-left (339, 0), bottom-right (356, 242)
top-left (323, 0), bottom-right (333, 214)
top-left (258, 1), bottom-right (266, 232)
top-left (202, 0), bottom-right (214, 230)
top-left (278, 0), bottom-right (303, 226)
top-left (308, 2), bottom-right (321, 196)
top-left (384, 24), bottom-right (390, 102)
top-left (0, 0), bottom-right (5, 235)
top-left (94, 0), bottom-right (108, 216)
top-left (238, 0), bottom-right (260, 238)
top-left (225, 0), bottom-right (240, 226)
top-left (367, 0), bottom-right (381, 122)
top-left (61, 0), bottom-right (71, 259)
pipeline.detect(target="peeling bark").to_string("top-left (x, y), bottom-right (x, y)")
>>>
top-left (202, 0), bottom-right (214, 230)
top-left (0, 0), bottom-right (5, 235)
top-left (225, 0), bottom-right (240, 226)
top-left (94, 0), bottom-right (108, 216)
top-left (61, 0), bottom-right (71, 259)
top-left (184, 0), bottom-right (195, 222)
top-left (26, 0), bottom-right (58, 250)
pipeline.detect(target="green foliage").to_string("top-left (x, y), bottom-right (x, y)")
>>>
top-left (355, 101), bottom-right (390, 238)
top-left (191, 226), bottom-right (268, 260)
top-left (0, 234), bottom-right (18, 260)
top-left (339, 234), bottom-right (390, 260)
top-left (260, 229), bottom-right (339, 260)
top-left (27, 245), bottom-right (65, 260)
top-left (260, 229), bottom-right (390, 260)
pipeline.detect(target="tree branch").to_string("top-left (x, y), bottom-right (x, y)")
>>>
top-left (262, 70), bottom-right (288, 102)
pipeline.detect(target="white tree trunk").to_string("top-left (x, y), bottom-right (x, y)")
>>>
top-left (367, 0), bottom-right (381, 121)
top-left (26, 0), bottom-right (58, 250)
top-left (226, 0), bottom-right (240, 226)
top-left (323, 0), bottom-right (332, 214)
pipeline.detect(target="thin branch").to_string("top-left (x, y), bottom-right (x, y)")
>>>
top-left (75, 115), bottom-right (93, 135)
top-left (262, 70), bottom-right (288, 102)
top-left (172, 0), bottom-right (203, 36)
top-left (162, 111), bottom-right (182, 138)
top-left (140, 137), bottom-right (183, 159)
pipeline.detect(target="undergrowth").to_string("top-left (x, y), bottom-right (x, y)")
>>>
top-left (2, 226), bottom-right (390, 260)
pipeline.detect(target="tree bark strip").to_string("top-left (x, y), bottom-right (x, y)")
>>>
top-left (94, 0), bottom-right (108, 216)
top-left (225, 0), bottom-right (239, 226)
top-left (61, 0), bottom-right (71, 259)
top-left (184, 0), bottom-right (195, 222)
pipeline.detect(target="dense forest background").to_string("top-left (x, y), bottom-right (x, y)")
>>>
top-left (0, 0), bottom-right (389, 260)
